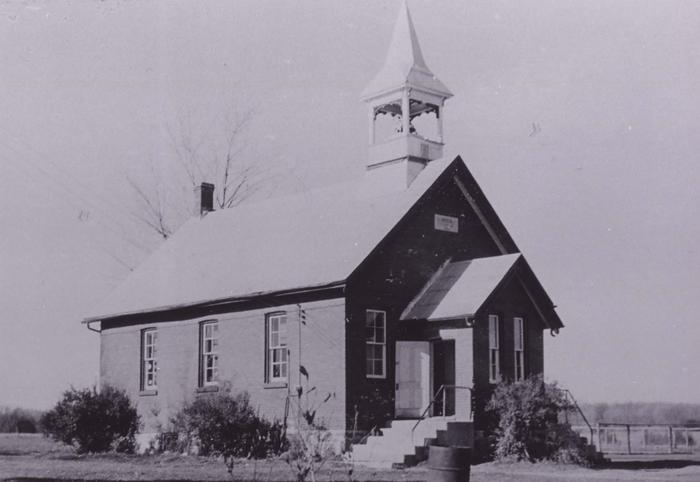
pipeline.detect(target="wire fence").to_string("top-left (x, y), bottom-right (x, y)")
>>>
top-left (571, 423), bottom-right (700, 455)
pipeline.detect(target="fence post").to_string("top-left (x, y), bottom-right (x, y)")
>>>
top-left (627, 425), bottom-right (631, 455)
top-left (597, 423), bottom-right (602, 452)
top-left (669, 426), bottom-right (674, 454)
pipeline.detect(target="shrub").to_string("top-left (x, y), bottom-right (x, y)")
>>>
top-left (0, 407), bottom-right (41, 433)
top-left (353, 388), bottom-right (393, 436)
top-left (15, 418), bottom-right (37, 433)
top-left (40, 385), bottom-right (140, 453)
top-left (172, 391), bottom-right (287, 461)
top-left (486, 375), bottom-right (587, 464)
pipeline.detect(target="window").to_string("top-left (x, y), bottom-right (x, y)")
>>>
top-left (266, 312), bottom-right (288, 383)
top-left (514, 317), bottom-right (525, 381)
top-left (141, 329), bottom-right (157, 390)
top-left (200, 321), bottom-right (219, 386)
top-left (366, 310), bottom-right (386, 378)
top-left (488, 314), bottom-right (500, 383)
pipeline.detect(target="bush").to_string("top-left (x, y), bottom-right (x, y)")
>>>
top-left (486, 375), bottom-right (587, 464)
top-left (0, 407), bottom-right (41, 433)
top-left (171, 391), bottom-right (287, 460)
top-left (40, 385), bottom-right (140, 453)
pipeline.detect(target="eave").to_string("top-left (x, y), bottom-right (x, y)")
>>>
top-left (82, 280), bottom-right (346, 325)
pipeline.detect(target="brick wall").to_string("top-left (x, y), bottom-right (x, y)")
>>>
top-left (100, 298), bottom-right (346, 437)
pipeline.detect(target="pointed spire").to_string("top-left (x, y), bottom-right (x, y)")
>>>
top-left (362, 1), bottom-right (452, 100)
top-left (387, 0), bottom-right (429, 74)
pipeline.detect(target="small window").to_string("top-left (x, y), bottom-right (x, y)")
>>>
top-left (366, 310), bottom-right (386, 379)
top-left (488, 314), bottom-right (500, 383)
top-left (141, 329), bottom-right (157, 390)
top-left (200, 321), bottom-right (219, 386)
top-left (514, 317), bottom-right (525, 381)
top-left (266, 312), bottom-right (288, 383)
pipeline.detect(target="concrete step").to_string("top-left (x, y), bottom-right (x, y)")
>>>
top-left (445, 421), bottom-right (474, 447)
top-left (351, 417), bottom-right (457, 468)
top-left (413, 445), bottom-right (429, 463)
top-left (387, 418), bottom-right (449, 430)
top-left (436, 429), bottom-right (448, 446)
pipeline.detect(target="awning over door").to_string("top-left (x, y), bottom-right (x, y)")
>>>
top-left (401, 253), bottom-right (520, 322)
top-left (400, 253), bottom-right (563, 330)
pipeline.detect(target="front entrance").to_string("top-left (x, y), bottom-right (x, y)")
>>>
top-left (395, 339), bottom-right (458, 418)
top-left (433, 340), bottom-right (456, 416)
top-left (395, 341), bottom-right (431, 418)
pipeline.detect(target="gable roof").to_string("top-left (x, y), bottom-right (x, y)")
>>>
top-left (401, 253), bottom-right (564, 330)
top-left (87, 157), bottom-right (468, 321)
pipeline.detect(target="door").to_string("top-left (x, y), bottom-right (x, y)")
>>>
top-left (395, 341), bottom-right (431, 418)
top-left (433, 340), bottom-right (456, 416)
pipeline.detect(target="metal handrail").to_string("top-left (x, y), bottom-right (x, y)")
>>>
top-left (562, 388), bottom-right (594, 447)
top-left (411, 384), bottom-right (472, 444)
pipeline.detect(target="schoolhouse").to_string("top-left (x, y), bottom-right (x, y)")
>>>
top-left (85, 2), bottom-right (563, 465)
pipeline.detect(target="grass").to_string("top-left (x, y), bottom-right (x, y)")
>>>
top-left (3, 434), bottom-right (700, 481)
top-left (0, 433), bottom-right (71, 456)
top-left (0, 434), bottom-right (426, 481)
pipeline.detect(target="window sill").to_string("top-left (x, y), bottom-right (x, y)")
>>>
top-left (139, 389), bottom-right (158, 397)
top-left (264, 382), bottom-right (288, 389)
top-left (196, 385), bottom-right (219, 394)
top-left (366, 375), bottom-right (386, 380)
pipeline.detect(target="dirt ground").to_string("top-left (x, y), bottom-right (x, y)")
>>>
top-left (3, 434), bottom-right (700, 482)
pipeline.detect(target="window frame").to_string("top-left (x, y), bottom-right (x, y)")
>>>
top-left (514, 316), bottom-right (525, 381)
top-left (488, 314), bottom-right (500, 383)
top-left (365, 309), bottom-right (387, 379)
top-left (265, 312), bottom-right (289, 384)
top-left (140, 328), bottom-right (158, 391)
top-left (199, 320), bottom-right (219, 387)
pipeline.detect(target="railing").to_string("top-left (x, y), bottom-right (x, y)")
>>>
top-left (560, 388), bottom-right (594, 447)
top-left (411, 384), bottom-right (472, 445)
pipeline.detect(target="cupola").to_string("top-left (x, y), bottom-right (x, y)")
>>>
top-left (362, 1), bottom-right (453, 189)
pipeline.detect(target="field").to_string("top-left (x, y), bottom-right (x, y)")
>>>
top-left (3, 434), bottom-right (700, 482)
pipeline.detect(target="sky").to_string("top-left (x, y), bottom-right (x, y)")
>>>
top-left (1, 0), bottom-right (699, 409)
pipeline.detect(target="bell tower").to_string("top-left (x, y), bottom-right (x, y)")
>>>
top-left (362, 1), bottom-right (453, 189)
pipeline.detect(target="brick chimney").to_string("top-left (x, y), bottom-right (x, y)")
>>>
top-left (194, 182), bottom-right (215, 217)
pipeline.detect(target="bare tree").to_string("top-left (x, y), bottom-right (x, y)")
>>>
top-left (128, 105), bottom-right (268, 240)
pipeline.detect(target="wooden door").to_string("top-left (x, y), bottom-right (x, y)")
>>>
top-left (395, 341), bottom-right (431, 418)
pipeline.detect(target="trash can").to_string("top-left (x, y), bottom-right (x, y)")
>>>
top-left (427, 445), bottom-right (471, 482)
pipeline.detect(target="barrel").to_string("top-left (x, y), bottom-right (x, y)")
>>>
top-left (427, 445), bottom-right (471, 482)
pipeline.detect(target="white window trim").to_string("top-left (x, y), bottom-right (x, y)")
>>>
top-left (266, 312), bottom-right (288, 383)
top-left (366, 309), bottom-right (387, 379)
top-left (141, 328), bottom-right (157, 390)
top-left (488, 314), bottom-right (500, 383)
top-left (200, 321), bottom-right (219, 386)
top-left (514, 317), bottom-right (525, 381)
